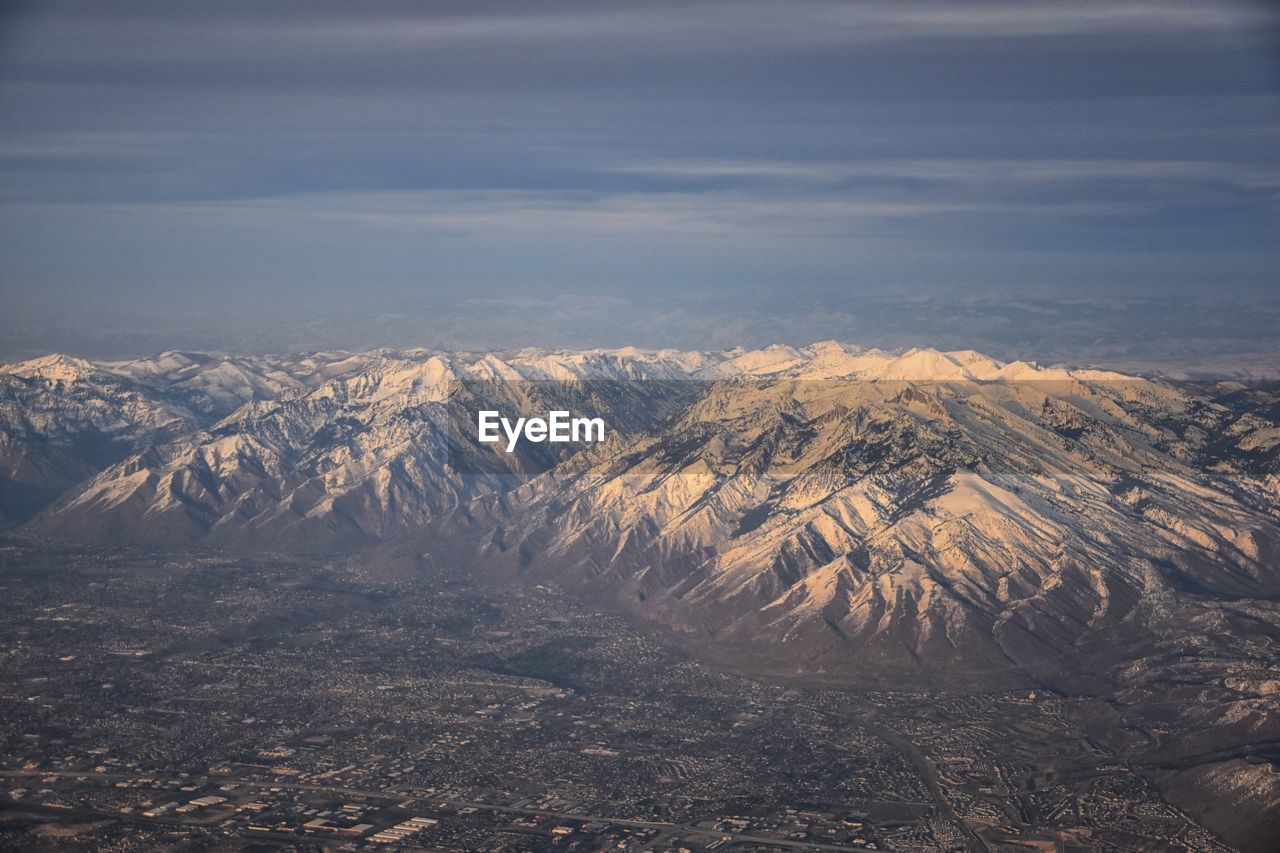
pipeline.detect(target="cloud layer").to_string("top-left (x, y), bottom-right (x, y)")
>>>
top-left (0, 1), bottom-right (1277, 364)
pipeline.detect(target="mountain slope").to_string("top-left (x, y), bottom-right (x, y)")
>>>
top-left (0, 350), bottom-right (379, 526)
top-left (0, 355), bottom-right (201, 525)
top-left (480, 363), bottom-right (1280, 685)
top-left (24, 349), bottom-right (707, 546)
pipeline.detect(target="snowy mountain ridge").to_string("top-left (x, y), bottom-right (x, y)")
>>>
top-left (2, 341), bottom-right (1278, 690)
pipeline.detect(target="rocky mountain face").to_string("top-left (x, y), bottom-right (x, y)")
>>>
top-left (9, 347), bottom-right (711, 545)
top-left (4, 343), bottom-right (1279, 684)
top-left (0, 350), bottom-right (375, 526)
top-left (0, 354), bottom-right (196, 526)
top-left (492, 372), bottom-right (1280, 685)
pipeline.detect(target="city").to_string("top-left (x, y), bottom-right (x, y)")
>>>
top-left (0, 541), bottom-right (1230, 851)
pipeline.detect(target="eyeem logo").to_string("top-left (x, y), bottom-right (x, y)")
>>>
top-left (478, 410), bottom-right (607, 453)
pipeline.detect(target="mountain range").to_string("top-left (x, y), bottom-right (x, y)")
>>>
top-left (3, 342), bottom-right (1278, 689)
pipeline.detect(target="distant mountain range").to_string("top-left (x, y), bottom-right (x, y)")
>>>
top-left (3, 342), bottom-right (1279, 691)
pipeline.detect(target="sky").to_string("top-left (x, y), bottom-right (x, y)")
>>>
top-left (0, 0), bottom-right (1277, 368)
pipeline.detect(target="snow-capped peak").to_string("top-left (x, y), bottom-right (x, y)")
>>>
top-left (0, 353), bottom-right (100, 384)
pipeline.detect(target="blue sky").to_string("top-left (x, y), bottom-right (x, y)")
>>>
top-left (0, 1), bottom-right (1277, 365)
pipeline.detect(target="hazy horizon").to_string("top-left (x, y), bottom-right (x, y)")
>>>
top-left (4, 286), bottom-right (1280, 378)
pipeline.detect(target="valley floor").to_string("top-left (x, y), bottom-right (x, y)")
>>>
top-left (1, 543), bottom-right (1270, 851)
